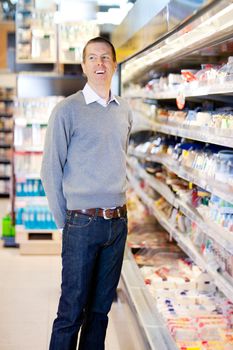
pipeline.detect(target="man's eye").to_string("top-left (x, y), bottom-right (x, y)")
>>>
top-left (103, 56), bottom-right (110, 60)
top-left (88, 56), bottom-right (95, 60)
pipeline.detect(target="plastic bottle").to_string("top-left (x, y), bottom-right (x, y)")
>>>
top-left (33, 179), bottom-right (39, 196)
top-left (24, 207), bottom-right (29, 229)
top-left (27, 179), bottom-right (33, 196)
top-left (40, 206), bottom-right (46, 229)
top-left (2, 214), bottom-right (11, 237)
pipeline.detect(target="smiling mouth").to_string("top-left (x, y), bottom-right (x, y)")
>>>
top-left (95, 70), bottom-right (105, 74)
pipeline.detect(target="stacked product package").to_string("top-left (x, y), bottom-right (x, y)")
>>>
top-left (127, 189), bottom-right (233, 349)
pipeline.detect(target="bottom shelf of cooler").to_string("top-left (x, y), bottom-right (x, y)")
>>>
top-left (122, 247), bottom-right (178, 350)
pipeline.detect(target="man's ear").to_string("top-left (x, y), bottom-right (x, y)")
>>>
top-left (81, 62), bottom-right (86, 74)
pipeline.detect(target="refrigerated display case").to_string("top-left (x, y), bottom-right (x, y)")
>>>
top-left (119, 0), bottom-right (233, 348)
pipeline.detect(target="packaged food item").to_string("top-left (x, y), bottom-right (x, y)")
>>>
top-left (218, 56), bottom-right (233, 82)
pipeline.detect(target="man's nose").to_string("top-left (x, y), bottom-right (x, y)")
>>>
top-left (96, 57), bottom-right (104, 64)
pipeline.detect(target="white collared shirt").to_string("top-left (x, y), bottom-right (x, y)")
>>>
top-left (82, 83), bottom-right (119, 107)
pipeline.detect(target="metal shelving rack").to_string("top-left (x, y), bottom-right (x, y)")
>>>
top-left (124, 80), bottom-right (233, 100)
top-left (16, 0), bottom-right (57, 64)
top-left (15, 0), bottom-right (100, 65)
top-left (13, 95), bottom-right (63, 255)
top-left (0, 99), bottom-right (14, 199)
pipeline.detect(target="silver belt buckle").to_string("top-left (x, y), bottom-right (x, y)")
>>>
top-left (103, 209), bottom-right (112, 220)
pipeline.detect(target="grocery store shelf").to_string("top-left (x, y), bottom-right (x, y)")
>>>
top-left (15, 196), bottom-right (46, 200)
top-left (122, 248), bottom-right (177, 350)
top-left (0, 144), bottom-right (12, 148)
top-left (134, 161), bottom-right (177, 208)
top-left (0, 128), bottom-right (13, 133)
top-left (14, 146), bottom-right (44, 153)
top-left (15, 196), bottom-right (48, 207)
top-left (0, 99), bottom-right (14, 103)
top-left (128, 158), bottom-right (233, 254)
top-left (0, 175), bottom-right (10, 180)
top-left (16, 58), bottom-right (56, 64)
top-left (127, 169), bottom-right (180, 240)
top-left (60, 60), bottom-right (81, 64)
top-left (125, 80), bottom-right (233, 100)
top-left (0, 159), bottom-right (11, 164)
top-left (0, 113), bottom-right (13, 118)
top-left (177, 235), bottom-right (233, 304)
top-left (16, 173), bottom-right (41, 180)
top-left (14, 119), bottom-right (48, 126)
top-left (130, 150), bottom-right (233, 206)
top-left (27, 121), bottom-right (48, 126)
top-left (15, 226), bottom-right (58, 234)
top-left (141, 116), bottom-right (233, 148)
top-left (0, 193), bottom-right (10, 198)
top-left (176, 198), bottom-right (233, 254)
top-left (127, 169), bottom-right (233, 303)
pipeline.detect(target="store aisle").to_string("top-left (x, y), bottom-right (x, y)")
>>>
top-left (0, 246), bottom-right (146, 350)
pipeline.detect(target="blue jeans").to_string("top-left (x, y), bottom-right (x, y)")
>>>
top-left (49, 209), bottom-right (127, 350)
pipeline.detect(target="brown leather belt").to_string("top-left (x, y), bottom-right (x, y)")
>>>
top-left (67, 205), bottom-right (127, 220)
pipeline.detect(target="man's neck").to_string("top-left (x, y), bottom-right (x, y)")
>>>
top-left (88, 82), bottom-right (111, 101)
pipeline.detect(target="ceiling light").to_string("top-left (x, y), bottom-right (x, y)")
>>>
top-left (60, 0), bottom-right (97, 21)
top-left (97, 1), bottom-right (133, 25)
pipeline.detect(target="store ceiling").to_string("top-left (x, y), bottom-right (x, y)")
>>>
top-left (86, 0), bottom-right (137, 36)
top-left (58, 0), bottom-right (137, 38)
top-left (0, 0), bottom-right (136, 36)
top-left (96, 0), bottom-right (136, 26)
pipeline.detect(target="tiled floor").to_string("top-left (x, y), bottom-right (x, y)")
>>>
top-left (0, 246), bottom-right (147, 350)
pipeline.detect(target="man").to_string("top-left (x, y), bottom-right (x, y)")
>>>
top-left (40, 37), bottom-right (133, 350)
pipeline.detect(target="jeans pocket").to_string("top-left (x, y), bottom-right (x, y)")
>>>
top-left (67, 212), bottom-right (95, 228)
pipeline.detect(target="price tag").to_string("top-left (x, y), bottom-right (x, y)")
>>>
top-left (176, 90), bottom-right (185, 110)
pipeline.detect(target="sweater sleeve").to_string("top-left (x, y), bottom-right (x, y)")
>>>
top-left (40, 103), bottom-right (71, 228)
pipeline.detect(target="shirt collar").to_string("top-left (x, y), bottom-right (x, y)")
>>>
top-left (82, 83), bottom-right (119, 106)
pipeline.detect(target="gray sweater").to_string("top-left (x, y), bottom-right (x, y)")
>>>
top-left (40, 91), bottom-right (133, 228)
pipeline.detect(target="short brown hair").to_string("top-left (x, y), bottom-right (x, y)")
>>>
top-left (82, 37), bottom-right (116, 62)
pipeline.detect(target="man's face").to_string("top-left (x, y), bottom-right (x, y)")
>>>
top-left (81, 42), bottom-right (117, 88)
